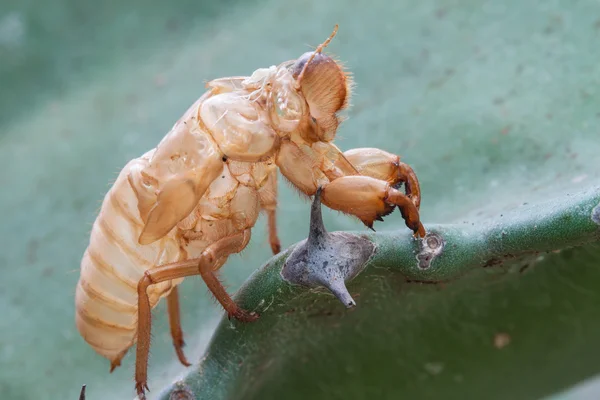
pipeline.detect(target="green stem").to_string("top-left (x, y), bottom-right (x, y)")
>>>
top-left (372, 187), bottom-right (600, 281)
top-left (158, 187), bottom-right (600, 400)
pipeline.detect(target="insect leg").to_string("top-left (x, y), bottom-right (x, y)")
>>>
top-left (259, 169), bottom-right (281, 254)
top-left (396, 161), bottom-right (421, 209)
top-left (266, 209), bottom-right (280, 254)
top-left (341, 148), bottom-right (422, 208)
top-left (135, 230), bottom-right (255, 399)
top-left (320, 175), bottom-right (426, 237)
top-left (136, 260), bottom-right (199, 399)
top-left (196, 230), bottom-right (257, 322)
top-left (385, 186), bottom-right (426, 236)
top-left (166, 287), bottom-right (191, 367)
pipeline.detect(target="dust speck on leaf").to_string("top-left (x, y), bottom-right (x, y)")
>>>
top-left (424, 362), bottom-right (444, 375)
top-left (494, 332), bottom-right (511, 349)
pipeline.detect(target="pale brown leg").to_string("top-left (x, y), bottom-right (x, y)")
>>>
top-left (320, 175), bottom-right (426, 237)
top-left (135, 230), bottom-right (255, 400)
top-left (397, 161), bottom-right (421, 209)
top-left (166, 287), bottom-right (191, 367)
top-left (386, 187), bottom-right (426, 237)
top-left (259, 169), bottom-right (281, 254)
top-left (266, 209), bottom-right (281, 254)
top-left (341, 148), bottom-right (423, 209)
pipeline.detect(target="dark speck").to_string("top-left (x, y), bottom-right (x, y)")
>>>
top-left (435, 8), bottom-right (447, 19)
top-left (516, 64), bottom-right (524, 74)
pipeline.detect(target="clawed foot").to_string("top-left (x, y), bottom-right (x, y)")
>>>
top-left (405, 221), bottom-right (426, 238)
top-left (136, 381), bottom-right (149, 400)
top-left (270, 239), bottom-right (281, 255)
top-left (174, 340), bottom-right (192, 367)
top-left (406, 195), bottom-right (425, 237)
top-left (413, 221), bottom-right (426, 238)
top-left (228, 307), bottom-right (260, 322)
top-left (396, 203), bottom-right (426, 238)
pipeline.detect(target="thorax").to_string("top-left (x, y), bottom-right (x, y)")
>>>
top-left (175, 158), bottom-right (274, 256)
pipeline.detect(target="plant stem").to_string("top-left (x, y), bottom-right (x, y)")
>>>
top-left (157, 186), bottom-right (600, 400)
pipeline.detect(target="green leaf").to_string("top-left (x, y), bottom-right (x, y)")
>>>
top-left (1, 1), bottom-right (599, 400)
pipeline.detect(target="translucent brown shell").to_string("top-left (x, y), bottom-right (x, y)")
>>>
top-left (291, 51), bottom-right (353, 142)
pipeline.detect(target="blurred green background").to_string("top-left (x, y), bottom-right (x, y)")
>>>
top-left (0, 0), bottom-right (599, 399)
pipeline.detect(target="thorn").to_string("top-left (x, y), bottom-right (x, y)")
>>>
top-left (307, 187), bottom-right (327, 249)
top-left (376, 216), bottom-right (384, 221)
top-left (281, 187), bottom-right (375, 309)
top-left (322, 277), bottom-right (356, 308)
top-left (79, 385), bottom-right (86, 400)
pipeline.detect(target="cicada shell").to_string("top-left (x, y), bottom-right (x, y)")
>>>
top-left (74, 25), bottom-right (425, 399)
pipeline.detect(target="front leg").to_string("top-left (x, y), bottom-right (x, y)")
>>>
top-left (276, 141), bottom-right (425, 236)
top-left (320, 176), bottom-right (426, 237)
top-left (341, 148), bottom-right (422, 208)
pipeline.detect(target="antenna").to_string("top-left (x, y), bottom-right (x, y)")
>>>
top-left (295, 24), bottom-right (339, 89)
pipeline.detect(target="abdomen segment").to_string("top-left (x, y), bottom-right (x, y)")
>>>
top-left (75, 157), bottom-right (183, 365)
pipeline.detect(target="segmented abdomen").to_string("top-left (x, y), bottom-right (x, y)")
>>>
top-left (75, 155), bottom-right (183, 364)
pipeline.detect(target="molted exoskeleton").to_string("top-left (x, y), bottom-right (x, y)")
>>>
top-left (75, 25), bottom-right (425, 400)
top-left (200, 92), bottom-right (279, 162)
